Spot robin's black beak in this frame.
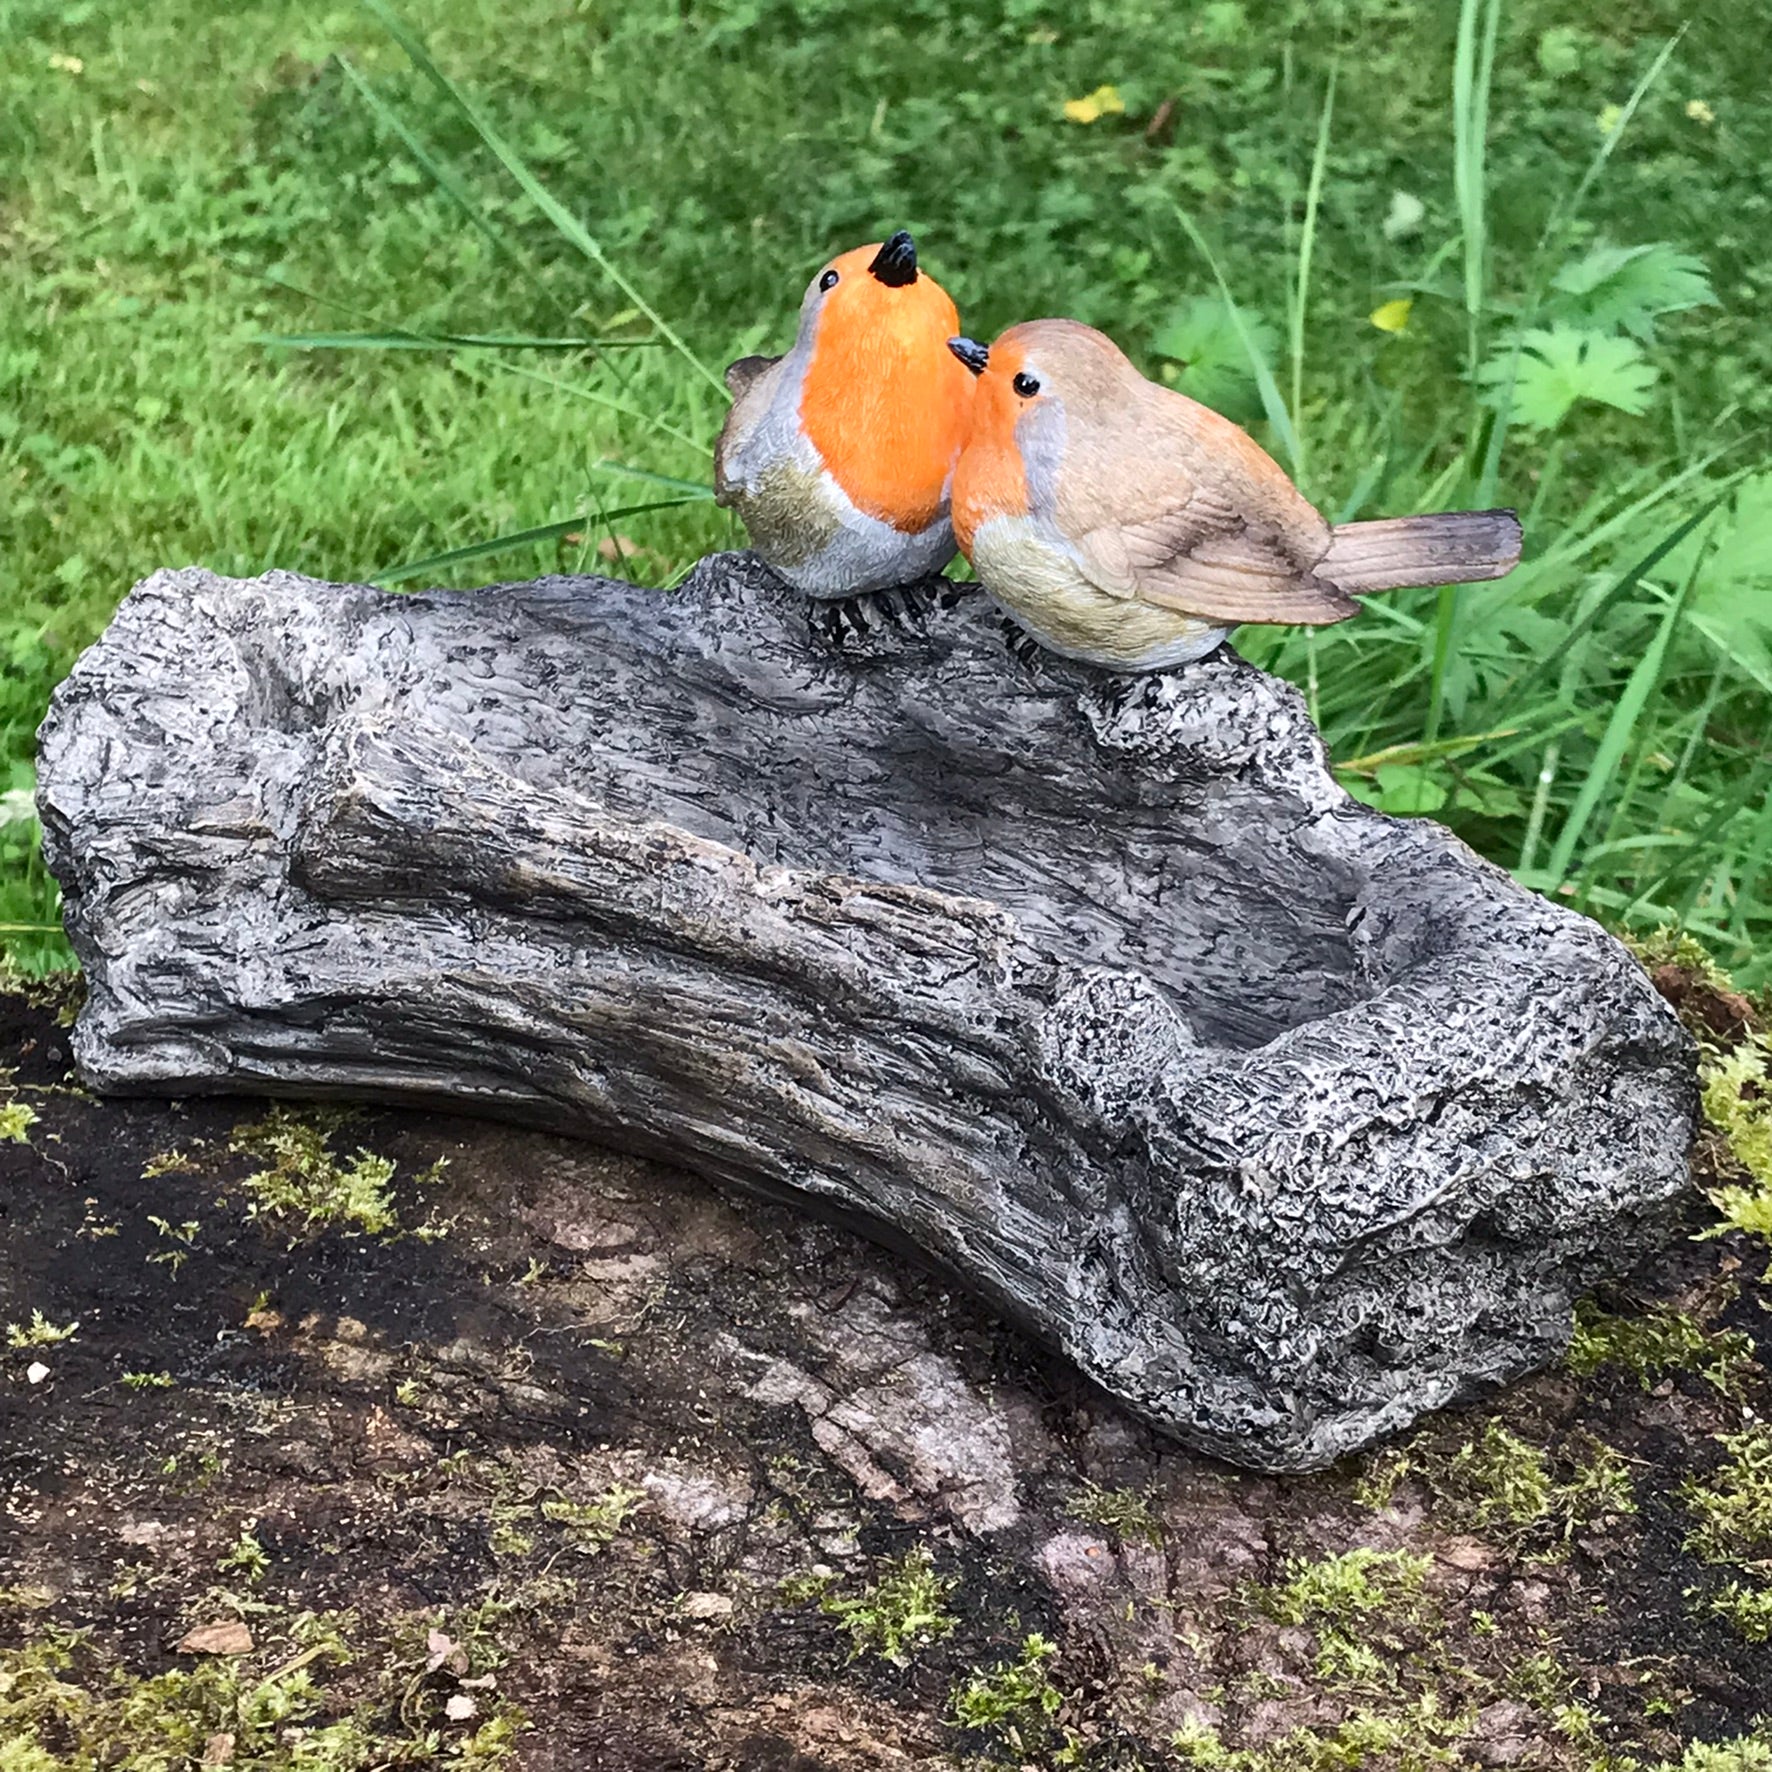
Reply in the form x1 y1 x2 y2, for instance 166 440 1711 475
868 230 918 287
948 336 989 376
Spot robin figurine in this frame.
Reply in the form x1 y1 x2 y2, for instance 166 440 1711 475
715 231 976 604
947 319 1521 670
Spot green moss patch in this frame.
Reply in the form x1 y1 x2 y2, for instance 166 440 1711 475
227 1107 444 1239
1569 1299 1755 1396
803 1548 958 1668
0 1611 525 1770
949 1633 1071 1760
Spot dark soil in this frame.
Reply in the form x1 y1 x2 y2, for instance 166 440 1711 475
2 981 1769 1769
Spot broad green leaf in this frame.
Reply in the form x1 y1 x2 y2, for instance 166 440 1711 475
1452 771 1529 820
1375 764 1448 815
1546 242 1717 341
1479 326 1656 431
1150 295 1281 424
1684 475 1772 695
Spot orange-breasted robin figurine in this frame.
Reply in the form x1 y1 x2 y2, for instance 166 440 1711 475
714 231 976 598
946 319 1522 671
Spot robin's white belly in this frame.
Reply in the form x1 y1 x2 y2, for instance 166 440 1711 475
969 515 1229 670
788 472 957 598
725 444 956 597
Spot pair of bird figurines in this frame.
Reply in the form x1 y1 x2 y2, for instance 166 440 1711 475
714 230 1521 673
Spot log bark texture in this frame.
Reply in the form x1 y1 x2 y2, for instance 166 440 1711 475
36 555 1696 1471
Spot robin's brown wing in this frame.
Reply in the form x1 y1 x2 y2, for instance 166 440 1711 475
1059 381 1353 625
1076 508 1359 625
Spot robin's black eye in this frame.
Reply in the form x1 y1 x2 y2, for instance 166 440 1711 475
819 269 840 292
1012 372 1041 398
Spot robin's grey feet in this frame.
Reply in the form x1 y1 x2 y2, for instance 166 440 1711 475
1000 617 1044 674
808 581 946 648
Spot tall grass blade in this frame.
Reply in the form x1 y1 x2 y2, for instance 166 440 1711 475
1542 559 1704 884
1419 451 1472 744
361 0 727 398
242 269 711 458
1331 450 1387 525
1337 728 1520 774
1489 494 1730 725
1290 67 1336 493
335 54 536 282
256 331 660 352
1632 656 1728 859
1172 204 1300 472
1728 783 1772 942
1516 741 1560 875
1423 582 1465 746
373 499 701 585
482 358 713 455
588 461 718 496
1534 31 1685 273
1628 754 1772 924
1451 0 1502 351
1509 447 1751 594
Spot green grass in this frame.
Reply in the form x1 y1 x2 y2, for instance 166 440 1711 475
4 0 1770 976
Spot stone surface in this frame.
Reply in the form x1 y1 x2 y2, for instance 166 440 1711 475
35 555 1697 1470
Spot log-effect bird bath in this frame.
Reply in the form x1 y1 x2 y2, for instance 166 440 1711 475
36 556 1696 1471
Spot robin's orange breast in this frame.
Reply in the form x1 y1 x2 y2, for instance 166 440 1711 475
951 435 1031 557
799 310 972 534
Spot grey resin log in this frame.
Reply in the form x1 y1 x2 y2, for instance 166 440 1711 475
36 556 1696 1471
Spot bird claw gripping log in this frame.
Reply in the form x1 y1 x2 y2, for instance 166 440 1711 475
37 557 1695 1471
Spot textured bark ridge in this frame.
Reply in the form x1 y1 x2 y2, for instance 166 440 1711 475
36 556 1696 1471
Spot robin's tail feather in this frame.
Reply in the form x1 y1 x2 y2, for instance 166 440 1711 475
723 352 780 397
1319 509 1522 595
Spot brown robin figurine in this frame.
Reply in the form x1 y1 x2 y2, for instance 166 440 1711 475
947 319 1521 670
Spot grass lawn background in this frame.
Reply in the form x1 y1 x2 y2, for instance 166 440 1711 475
3 0 1770 972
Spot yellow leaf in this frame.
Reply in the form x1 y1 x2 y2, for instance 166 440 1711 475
1596 102 1624 136
1686 98 1716 126
1369 298 1413 335
1063 84 1125 125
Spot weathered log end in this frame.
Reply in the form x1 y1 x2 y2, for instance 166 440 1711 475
36 555 1696 1470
